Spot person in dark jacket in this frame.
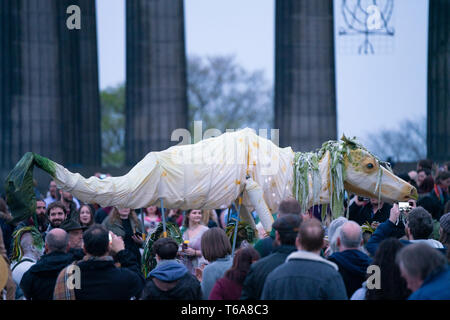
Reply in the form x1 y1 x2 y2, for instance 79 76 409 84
349 197 391 226
209 247 259 300
328 221 371 297
61 224 145 300
254 198 302 258
396 243 450 300
241 214 301 300
261 219 347 300
366 205 446 257
140 237 201 300
20 228 73 300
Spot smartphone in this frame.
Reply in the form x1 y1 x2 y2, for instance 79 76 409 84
399 202 411 212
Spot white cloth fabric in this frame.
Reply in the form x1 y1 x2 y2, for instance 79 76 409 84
52 128 295 231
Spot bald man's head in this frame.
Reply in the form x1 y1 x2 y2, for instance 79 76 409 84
338 221 363 250
45 228 69 253
297 218 325 252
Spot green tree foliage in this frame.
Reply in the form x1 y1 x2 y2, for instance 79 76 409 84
101 84 125 167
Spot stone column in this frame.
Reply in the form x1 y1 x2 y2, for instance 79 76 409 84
427 0 450 162
0 0 101 174
126 0 188 165
274 0 337 152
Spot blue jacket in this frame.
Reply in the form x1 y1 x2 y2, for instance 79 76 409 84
365 220 447 257
142 260 202 300
201 255 233 300
149 260 187 281
409 266 450 300
329 249 371 297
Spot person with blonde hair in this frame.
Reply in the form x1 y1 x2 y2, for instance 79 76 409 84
180 210 208 275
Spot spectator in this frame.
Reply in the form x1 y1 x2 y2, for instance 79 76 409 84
10 227 44 299
54 224 145 300
60 219 86 260
15 199 48 238
396 243 450 300
261 219 347 300
102 207 144 264
418 175 434 197
167 209 183 227
200 227 233 300
141 206 161 235
366 205 446 257
140 237 201 300
324 216 348 258
46 202 68 230
416 169 431 191
0 227 15 300
59 190 79 220
348 197 391 227
241 214 301 300
254 197 302 258
439 212 450 262
20 228 73 300
421 171 450 220
44 180 58 207
209 247 259 300
180 209 208 275
351 238 411 300
78 204 95 228
328 221 371 297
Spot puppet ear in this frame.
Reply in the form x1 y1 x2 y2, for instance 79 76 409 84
340 134 357 148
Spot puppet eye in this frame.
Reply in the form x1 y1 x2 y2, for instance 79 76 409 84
367 163 374 169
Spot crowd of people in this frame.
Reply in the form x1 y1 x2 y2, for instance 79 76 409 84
0 159 449 300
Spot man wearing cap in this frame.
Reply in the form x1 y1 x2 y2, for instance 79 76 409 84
241 214 301 300
60 219 86 261
254 198 303 258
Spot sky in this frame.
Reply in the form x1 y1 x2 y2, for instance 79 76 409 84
96 0 428 146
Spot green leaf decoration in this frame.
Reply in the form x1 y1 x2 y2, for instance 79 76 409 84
5 152 56 225
141 221 183 278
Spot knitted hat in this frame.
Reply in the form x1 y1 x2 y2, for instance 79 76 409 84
439 212 450 234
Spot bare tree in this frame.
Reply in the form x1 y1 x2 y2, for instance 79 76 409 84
367 116 426 162
187 55 273 132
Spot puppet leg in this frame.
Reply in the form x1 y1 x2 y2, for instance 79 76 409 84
245 177 274 233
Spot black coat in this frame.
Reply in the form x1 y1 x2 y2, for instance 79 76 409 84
20 251 75 300
349 202 391 226
141 273 202 300
241 245 297 300
74 250 145 300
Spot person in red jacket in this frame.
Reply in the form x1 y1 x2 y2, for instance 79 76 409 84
209 247 259 300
